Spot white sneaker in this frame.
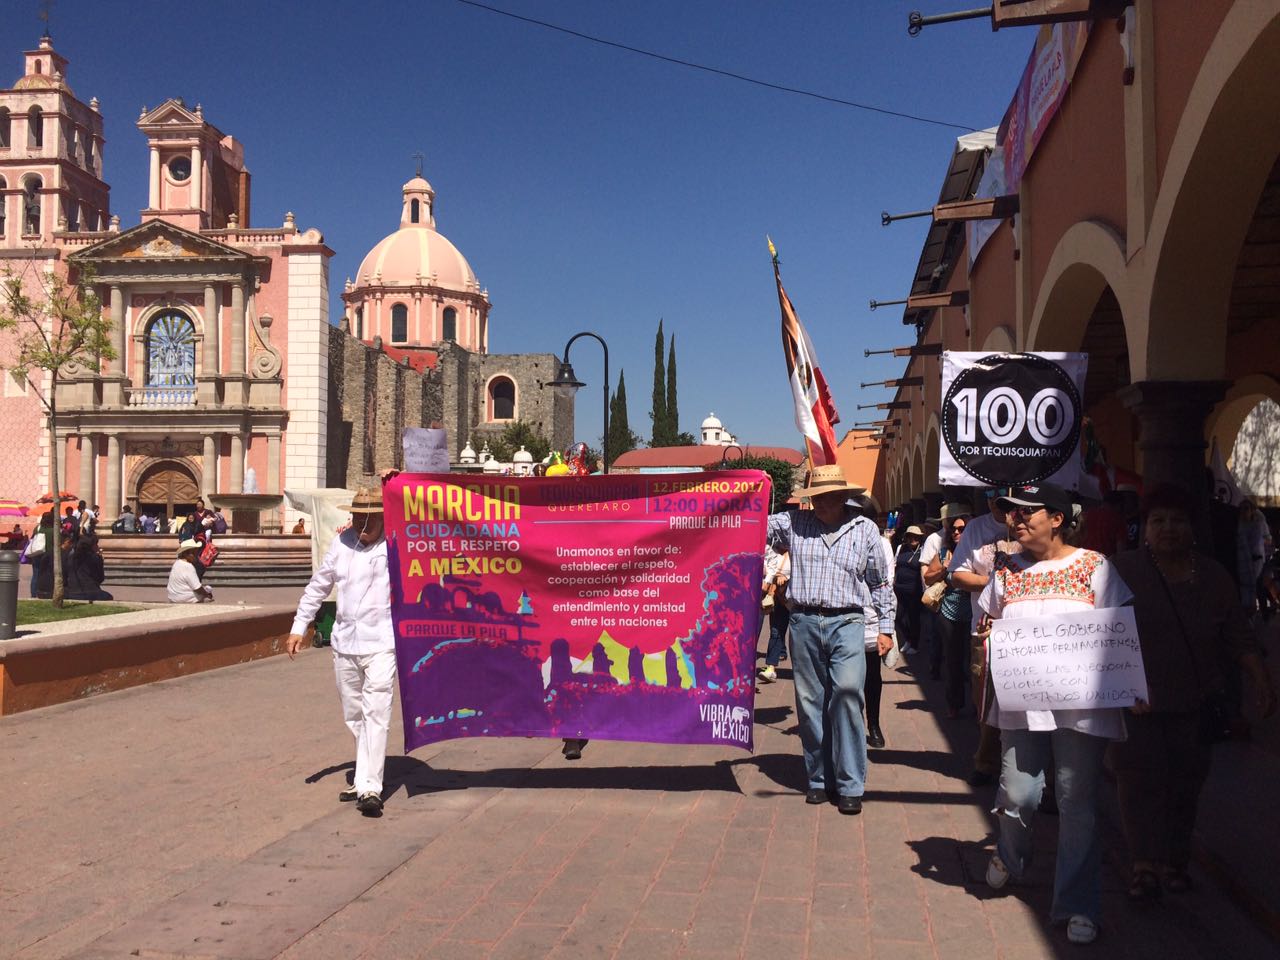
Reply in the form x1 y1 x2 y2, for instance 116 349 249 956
986 852 1011 890
759 665 777 683
1066 915 1098 945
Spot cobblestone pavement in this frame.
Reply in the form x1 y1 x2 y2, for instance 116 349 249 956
1 633 1273 960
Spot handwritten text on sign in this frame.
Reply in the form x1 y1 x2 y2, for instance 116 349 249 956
990 607 1147 711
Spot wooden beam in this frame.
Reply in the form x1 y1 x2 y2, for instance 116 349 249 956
933 194 1019 223
992 0 1129 29
907 290 969 310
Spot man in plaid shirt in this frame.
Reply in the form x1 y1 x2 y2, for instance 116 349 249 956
768 465 894 816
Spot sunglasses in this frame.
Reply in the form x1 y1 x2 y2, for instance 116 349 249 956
1006 505 1047 520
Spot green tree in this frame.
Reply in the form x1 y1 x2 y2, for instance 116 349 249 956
488 419 552 464
650 318 668 446
0 263 114 607
665 334 679 441
704 454 798 514
607 369 640 467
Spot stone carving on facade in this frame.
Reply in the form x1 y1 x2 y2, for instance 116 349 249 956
132 437 201 458
249 309 283 379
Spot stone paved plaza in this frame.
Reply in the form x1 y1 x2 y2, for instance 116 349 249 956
2 630 1274 960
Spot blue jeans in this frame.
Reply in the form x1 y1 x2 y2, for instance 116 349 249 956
995 727 1108 923
765 605 790 666
788 610 867 798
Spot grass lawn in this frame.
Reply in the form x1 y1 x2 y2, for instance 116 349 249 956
16 600 141 625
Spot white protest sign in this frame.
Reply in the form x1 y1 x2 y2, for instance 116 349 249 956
989 606 1147 711
403 427 451 474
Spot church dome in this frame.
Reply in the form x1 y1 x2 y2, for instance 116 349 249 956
354 177 480 293
701 412 723 430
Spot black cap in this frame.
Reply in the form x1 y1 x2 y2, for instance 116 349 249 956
996 482 1074 516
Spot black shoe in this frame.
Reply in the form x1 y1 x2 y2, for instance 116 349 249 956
561 738 587 760
837 795 863 815
966 769 995 787
805 788 832 805
356 793 384 816
338 785 358 802
866 725 886 749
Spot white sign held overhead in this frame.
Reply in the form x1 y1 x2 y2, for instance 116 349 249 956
940 351 1087 489
989 606 1148 712
402 427 451 475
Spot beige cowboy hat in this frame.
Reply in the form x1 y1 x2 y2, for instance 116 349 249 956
176 538 202 557
341 487 384 514
795 464 867 500
940 501 972 521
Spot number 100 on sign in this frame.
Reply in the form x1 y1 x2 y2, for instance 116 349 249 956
941 352 1086 487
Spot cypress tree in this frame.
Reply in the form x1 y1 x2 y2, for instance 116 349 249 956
666 335 679 441
650 318 667 446
607 369 637 466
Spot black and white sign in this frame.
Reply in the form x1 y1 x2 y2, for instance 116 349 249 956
940 352 1087 488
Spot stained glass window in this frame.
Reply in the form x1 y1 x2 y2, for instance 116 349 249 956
146 311 197 386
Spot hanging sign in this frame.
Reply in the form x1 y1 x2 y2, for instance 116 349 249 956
940 351 1087 488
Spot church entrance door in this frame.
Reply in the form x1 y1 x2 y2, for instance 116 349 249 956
136 460 200 526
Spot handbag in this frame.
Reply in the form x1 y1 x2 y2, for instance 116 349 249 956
921 580 947 613
1148 546 1230 743
199 541 219 568
27 530 46 558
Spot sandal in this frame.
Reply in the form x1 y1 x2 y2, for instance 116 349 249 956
1162 868 1193 894
1127 868 1162 902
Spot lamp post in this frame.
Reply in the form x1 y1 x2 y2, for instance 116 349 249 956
548 331 610 474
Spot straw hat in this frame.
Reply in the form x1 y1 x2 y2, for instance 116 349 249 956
904 525 925 537
940 501 972 521
341 487 384 514
795 465 866 499
176 538 202 557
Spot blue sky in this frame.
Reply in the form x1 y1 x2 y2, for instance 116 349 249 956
4 1 1033 448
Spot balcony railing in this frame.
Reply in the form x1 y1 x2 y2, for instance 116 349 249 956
128 385 197 408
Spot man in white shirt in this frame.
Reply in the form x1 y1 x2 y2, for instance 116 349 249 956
286 487 396 817
948 489 1012 785
919 503 969 681
167 539 213 603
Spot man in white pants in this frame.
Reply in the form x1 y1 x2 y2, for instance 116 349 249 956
286 487 395 817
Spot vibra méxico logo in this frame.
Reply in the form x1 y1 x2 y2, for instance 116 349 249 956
699 703 751 744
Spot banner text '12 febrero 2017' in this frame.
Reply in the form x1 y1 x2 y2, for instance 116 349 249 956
383 471 770 753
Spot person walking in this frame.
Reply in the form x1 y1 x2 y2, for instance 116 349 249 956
979 483 1132 946
924 508 971 718
759 540 791 683
1109 485 1275 900
286 487 396 817
861 499 898 749
767 465 893 816
893 525 924 654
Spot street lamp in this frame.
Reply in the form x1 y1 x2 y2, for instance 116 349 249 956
548 331 610 473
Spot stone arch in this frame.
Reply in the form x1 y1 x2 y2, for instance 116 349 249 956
924 414 941 495
910 441 925 501
1144 3 1280 380
1206 373 1280 465
1026 220 1139 362
130 456 202 520
485 373 517 422
981 324 1016 353
132 302 205 385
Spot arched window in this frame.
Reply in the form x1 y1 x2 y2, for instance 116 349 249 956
391 303 408 342
442 306 457 342
27 106 42 148
410 198 420 223
65 197 78 232
488 377 516 421
0 108 10 148
145 310 197 389
355 306 364 340
22 175 41 235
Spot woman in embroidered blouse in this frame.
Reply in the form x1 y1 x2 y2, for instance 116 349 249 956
978 482 1133 947
1109 485 1274 900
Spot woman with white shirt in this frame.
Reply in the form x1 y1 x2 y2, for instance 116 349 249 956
979 482 1132 947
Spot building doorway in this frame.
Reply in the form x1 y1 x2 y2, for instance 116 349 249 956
136 460 200 527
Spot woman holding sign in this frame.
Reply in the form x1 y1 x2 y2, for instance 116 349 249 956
1109 485 1275 901
978 482 1132 947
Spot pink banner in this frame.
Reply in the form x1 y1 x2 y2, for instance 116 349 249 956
383 471 770 753
1001 22 1089 190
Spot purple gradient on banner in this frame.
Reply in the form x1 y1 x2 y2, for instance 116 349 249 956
384 472 771 753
